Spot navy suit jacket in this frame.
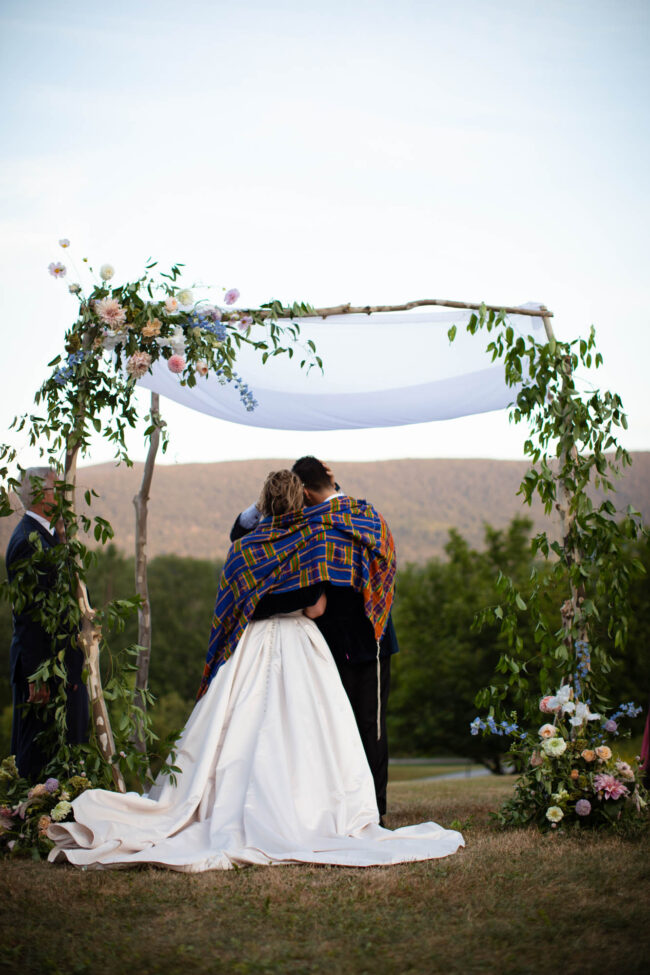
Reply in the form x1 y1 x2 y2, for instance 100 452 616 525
6 514 83 686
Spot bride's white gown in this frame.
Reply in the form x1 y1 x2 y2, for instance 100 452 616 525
49 614 464 870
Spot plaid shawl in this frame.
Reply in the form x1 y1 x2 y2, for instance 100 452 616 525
197 496 395 698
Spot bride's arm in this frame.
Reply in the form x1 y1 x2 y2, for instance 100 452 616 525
303 592 327 619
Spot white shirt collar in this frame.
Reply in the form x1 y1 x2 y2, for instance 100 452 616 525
324 491 345 502
26 510 56 535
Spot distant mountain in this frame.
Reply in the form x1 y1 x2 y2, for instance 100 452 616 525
2 454 648 566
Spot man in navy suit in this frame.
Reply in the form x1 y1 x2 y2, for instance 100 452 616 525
6 467 88 780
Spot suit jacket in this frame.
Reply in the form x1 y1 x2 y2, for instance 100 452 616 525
6 514 83 686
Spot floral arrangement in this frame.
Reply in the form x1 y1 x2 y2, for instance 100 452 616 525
45 240 317 415
0 756 91 858
471 682 647 831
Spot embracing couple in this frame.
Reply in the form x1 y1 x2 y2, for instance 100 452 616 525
49 458 464 870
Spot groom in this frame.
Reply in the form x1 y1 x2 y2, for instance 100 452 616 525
229 457 398 821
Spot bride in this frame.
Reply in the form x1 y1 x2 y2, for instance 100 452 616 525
49 471 464 871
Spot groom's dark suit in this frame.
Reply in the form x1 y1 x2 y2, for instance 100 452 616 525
230 505 398 817
6 514 88 780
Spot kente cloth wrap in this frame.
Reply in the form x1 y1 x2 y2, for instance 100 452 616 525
198 496 396 699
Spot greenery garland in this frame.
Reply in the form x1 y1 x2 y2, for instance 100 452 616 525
449 308 648 830
0 244 317 853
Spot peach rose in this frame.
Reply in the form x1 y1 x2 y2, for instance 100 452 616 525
142 318 162 339
595 745 612 762
538 724 557 739
581 749 596 762
570 769 579 780
37 815 52 835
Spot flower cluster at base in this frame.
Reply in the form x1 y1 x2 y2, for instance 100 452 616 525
471 685 647 831
0 756 91 858
46 244 272 413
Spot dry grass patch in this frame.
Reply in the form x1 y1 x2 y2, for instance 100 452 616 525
1 777 648 975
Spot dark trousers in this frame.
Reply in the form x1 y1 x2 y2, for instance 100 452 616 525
335 655 391 816
11 679 89 782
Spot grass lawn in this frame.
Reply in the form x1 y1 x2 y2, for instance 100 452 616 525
1 776 649 975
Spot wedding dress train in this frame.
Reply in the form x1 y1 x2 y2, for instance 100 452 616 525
49 614 464 871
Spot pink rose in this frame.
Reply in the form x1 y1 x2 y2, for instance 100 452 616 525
540 696 559 714
195 361 209 377
224 288 240 306
529 751 543 768
167 355 186 374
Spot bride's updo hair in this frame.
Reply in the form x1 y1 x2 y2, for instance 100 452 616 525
258 469 304 517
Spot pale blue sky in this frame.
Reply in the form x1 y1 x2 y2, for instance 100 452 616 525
1 0 648 466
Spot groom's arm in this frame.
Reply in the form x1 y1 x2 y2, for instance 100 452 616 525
229 502 262 542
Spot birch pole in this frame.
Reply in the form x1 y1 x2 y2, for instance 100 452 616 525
539 307 588 672
132 393 164 759
64 412 126 793
257 298 552 320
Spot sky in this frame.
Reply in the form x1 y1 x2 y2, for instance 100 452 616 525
1 0 649 468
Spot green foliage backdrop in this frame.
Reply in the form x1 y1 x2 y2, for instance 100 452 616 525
3 523 647 766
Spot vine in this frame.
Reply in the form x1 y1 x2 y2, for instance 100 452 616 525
0 243 318 820
450 307 648 829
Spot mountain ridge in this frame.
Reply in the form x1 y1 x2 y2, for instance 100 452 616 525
2 454 648 566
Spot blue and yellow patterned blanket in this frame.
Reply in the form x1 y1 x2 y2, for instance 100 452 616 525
197 496 396 698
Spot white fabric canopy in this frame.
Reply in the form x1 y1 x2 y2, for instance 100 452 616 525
138 303 544 431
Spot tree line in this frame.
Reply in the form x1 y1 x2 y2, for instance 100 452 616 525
2 517 648 763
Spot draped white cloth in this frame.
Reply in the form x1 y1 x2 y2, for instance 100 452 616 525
48 614 464 871
137 304 544 430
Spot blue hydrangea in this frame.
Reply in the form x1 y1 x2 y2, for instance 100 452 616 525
54 350 87 385
611 702 643 721
186 310 227 342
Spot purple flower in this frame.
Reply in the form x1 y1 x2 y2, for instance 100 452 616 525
575 799 591 816
44 778 59 793
224 288 240 306
604 719 618 733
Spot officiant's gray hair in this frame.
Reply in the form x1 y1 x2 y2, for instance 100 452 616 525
18 467 57 508
258 470 304 517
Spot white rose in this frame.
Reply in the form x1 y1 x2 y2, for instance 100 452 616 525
545 805 564 823
169 326 186 356
99 264 115 281
101 330 121 351
177 289 194 308
542 737 567 757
